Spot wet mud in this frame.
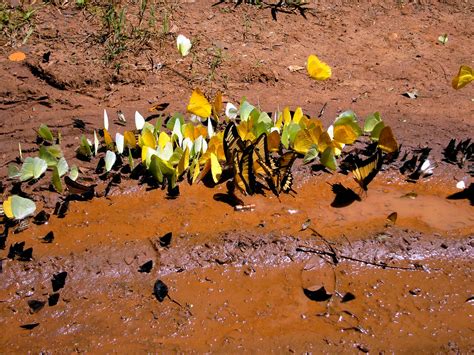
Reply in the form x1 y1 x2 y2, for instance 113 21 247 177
1 176 473 352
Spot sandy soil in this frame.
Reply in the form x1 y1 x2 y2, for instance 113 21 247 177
0 0 473 352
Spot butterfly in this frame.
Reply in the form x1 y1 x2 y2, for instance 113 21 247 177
177 34 192 57
255 148 296 196
233 145 256 195
64 176 96 196
377 126 399 153
2 195 36 220
307 54 332 81
275 152 297 194
187 88 211 118
253 133 297 195
351 150 383 191
20 157 47 182
223 122 244 164
253 133 278 174
452 65 473 90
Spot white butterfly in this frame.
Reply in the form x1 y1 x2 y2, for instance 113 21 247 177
419 159 434 177
176 34 192 57
135 111 145 130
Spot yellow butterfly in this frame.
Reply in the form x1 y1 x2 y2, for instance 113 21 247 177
452 65 473 90
176 146 190 177
2 195 36 220
377 126 398 153
187 88 212 118
212 91 223 120
103 128 114 149
139 129 156 149
197 134 225 183
293 124 323 154
183 123 208 141
123 131 137 148
276 107 307 130
307 54 332 81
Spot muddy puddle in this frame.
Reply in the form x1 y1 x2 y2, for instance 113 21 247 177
1 175 472 352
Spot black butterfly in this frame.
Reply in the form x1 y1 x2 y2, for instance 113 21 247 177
138 260 153 273
443 138 473 168
51 271 68 292
351 149 383 191
159 232 172 247
153 279 168 302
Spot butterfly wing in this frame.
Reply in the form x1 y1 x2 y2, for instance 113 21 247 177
378 126 398 153
352 150 382 191
224 122 244 164
187 88 212 118
233 146 255 195
64 176 95 195
307 54 332 81
277 152 297 193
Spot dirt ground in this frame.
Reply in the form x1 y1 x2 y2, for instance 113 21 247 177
0 0 473 352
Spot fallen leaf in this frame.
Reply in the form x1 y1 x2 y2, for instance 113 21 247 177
8 51 26 62
288 65 305 72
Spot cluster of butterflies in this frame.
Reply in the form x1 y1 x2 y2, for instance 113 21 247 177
223 122 297 196
443 138 473 174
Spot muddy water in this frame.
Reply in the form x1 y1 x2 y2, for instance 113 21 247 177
0 176 473 352
11 176 473 259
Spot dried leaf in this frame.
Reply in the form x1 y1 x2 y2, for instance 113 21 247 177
8 51 26 62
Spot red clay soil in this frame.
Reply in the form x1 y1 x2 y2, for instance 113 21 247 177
0 0 473 352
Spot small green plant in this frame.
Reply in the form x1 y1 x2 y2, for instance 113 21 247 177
138 0 147 25
161 10 169 35
0 4 36 45
102 4 128 62
208 46 224 83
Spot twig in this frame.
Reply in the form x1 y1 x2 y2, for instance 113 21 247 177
296 245 422 271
